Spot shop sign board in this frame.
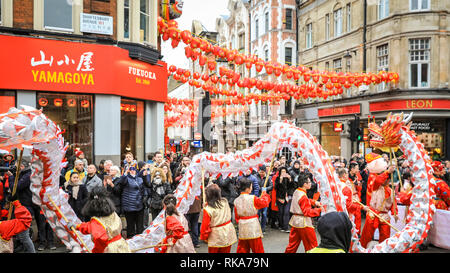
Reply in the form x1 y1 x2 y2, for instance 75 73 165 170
333 122 343 132
318 104 361 117
0 34 168 102
370 99 450 112
80 13 113 35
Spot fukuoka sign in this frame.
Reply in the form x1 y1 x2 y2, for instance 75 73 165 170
0 34 168 102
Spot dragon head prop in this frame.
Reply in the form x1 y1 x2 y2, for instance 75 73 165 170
368 112 413 152
161 0 184 21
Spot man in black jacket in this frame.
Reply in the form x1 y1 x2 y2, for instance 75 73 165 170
255 165 273 233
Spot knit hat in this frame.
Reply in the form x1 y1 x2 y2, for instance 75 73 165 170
365 153 381 164
75 150 84 158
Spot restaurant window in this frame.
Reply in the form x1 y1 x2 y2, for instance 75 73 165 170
44 0 73 31
37 93 94 162
140 0 150 42
121 99 144 162
413 119 445 159
0 91 15 114
320 122 341 157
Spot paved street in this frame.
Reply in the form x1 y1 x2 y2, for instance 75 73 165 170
29 218 449 254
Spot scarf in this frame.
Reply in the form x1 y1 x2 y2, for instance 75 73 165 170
65 179 83 200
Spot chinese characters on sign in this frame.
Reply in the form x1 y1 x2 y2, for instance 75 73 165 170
80 13 113 35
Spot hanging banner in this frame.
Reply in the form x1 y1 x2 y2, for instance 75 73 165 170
0 34 168 102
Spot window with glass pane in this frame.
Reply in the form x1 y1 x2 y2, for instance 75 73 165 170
121 99 144 161
255 19 259 38
124 0 130 39
140 0 150 42
334 8 342 37
0 0 2 25
306 23 312 49
378 0 389 20
409 38 430 88
410 0 429 11
265 12 269 33
333 58 342 72
377 44 389 91
264 48 269 62
238 33 245 50
285 47 292 65
285 9 292 30
44 0 72 30
37 93 94 162
325 14 330 40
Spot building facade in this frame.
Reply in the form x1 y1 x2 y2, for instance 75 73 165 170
0 0 167 164
295 0 450 159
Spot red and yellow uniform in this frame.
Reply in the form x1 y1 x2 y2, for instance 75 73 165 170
200 199 237 253
234 192 270 253
431 177 450 210
75 212 130 253
360 175 398 248
0 200 32 253
339 178 362 235
285 188 322 253
160 214 195 253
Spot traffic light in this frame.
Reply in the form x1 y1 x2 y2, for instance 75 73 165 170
349 119 357 141
356 127 364 142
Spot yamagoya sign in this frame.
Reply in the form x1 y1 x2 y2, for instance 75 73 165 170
0 34 168 102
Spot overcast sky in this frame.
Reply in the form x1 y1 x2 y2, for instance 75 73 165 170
161 0 230 69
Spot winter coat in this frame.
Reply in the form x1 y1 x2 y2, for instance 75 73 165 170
83 174 103 193
64 183 89 220
214 176 238 207
13 169 33 208
255 173 273 196
238 174 260 196
106 176 123 215
143 175 172 211
119 174 147 212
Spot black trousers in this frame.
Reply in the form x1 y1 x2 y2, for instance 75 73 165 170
124 209 144 238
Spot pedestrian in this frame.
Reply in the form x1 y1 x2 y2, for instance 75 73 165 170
307 211 353 253
157 194 195 253
121 152 138 175
274 166 291 232
160 163 175 191
104 166 123 216
75 149 88 169
119 166 147 238
69 187 130 253
8 157 35 253
63 172 89 221
185 192 202 248
200 184 237 253
83 164 103 193
337 168 363 235
64 159 87 183
238 169 260 196
213 174 238 223
285 173 323 253
145 167 172 221
0 193 32 253
98 159 113 181
233 178 270 253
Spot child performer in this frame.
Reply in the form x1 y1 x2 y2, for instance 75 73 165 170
285 173 323 253
70 187 130 253
200 184 237 253
0 193 32 253
234 177 270 253
159 194 195 253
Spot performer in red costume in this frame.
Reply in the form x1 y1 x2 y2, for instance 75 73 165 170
337 168 365 235
70 187 130 253
159 194 195 253
234 177 270 253
360 154 398 248
285 173 323 253
430 161 450 210
200 184 237 253
0 193 32 253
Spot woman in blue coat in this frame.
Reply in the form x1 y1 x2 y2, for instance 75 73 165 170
119 166 147 238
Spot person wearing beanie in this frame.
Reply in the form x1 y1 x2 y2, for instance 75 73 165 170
69 187 130 253
307 211 353 253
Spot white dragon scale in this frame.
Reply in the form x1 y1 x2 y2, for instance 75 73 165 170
0 106 435 253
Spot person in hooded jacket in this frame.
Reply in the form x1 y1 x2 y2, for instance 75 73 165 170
144 167 172 221
308 211 353 253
